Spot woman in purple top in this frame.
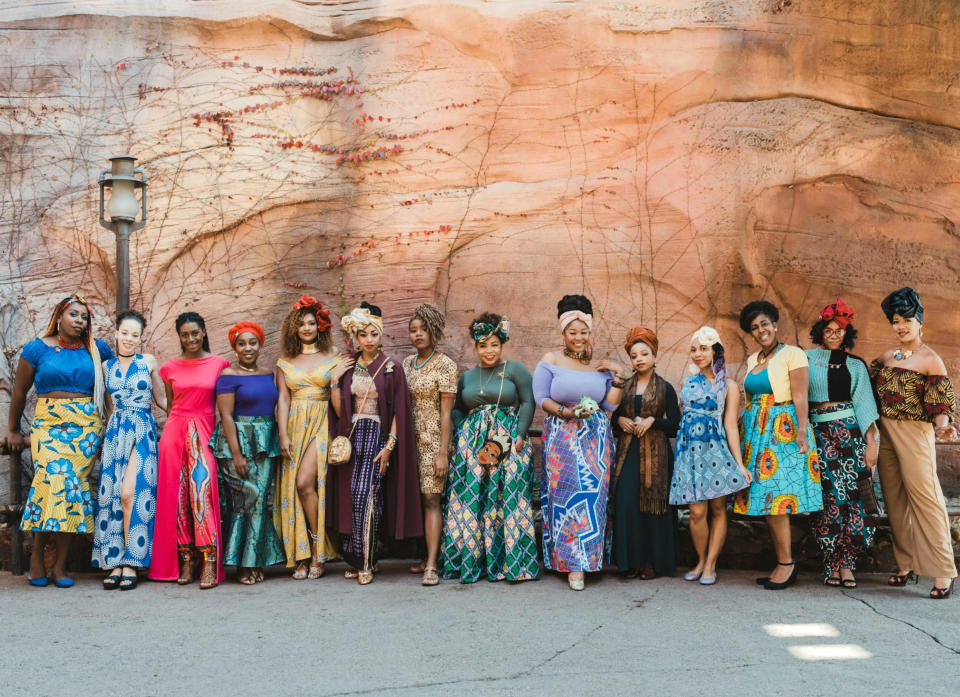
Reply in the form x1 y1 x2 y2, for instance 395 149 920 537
210 322 284 584
533 295 627 591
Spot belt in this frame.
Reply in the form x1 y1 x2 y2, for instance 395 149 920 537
810 407 856 424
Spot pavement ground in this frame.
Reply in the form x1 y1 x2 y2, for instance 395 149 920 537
1 564 958 697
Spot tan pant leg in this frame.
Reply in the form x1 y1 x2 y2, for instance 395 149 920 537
877 418 915 573
881 418 957 579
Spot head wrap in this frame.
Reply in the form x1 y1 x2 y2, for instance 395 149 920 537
341 305 384 336
292 295 331 332
881 287 923 324
691 326 721 347
228 321 265 348
819 298 855 329
471 316 510 343
625 326 658 356
558 310 593 332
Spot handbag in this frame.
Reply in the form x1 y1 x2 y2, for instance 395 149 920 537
329 359 387 466
857 469 880 516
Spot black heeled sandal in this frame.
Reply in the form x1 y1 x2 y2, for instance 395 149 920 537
756 560 795 586
119 567 139 591
888 570 917 587
102 569 122 590
763 561 798 590
930 579 955 600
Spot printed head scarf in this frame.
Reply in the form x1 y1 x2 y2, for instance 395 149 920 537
558 311 593 332
625 326 658 356
471 316 510 343
228 321 265 348
341 302 383 336
819 298 855 329
292 295 332 332
881 287 923 324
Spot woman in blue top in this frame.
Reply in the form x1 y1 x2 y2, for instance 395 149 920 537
6 294 113 587
210 321 285 584
92 309 166 591
805 299 879 589
534 295 627 591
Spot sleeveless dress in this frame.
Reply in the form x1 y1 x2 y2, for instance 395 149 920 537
92 355 159 569
669 373 749 505
275 355 339 566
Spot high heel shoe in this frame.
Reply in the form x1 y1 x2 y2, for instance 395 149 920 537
930 579 955 600
763 561 798 590
888 570 917 587
199 550 218 590
177 548 195 585
756 560 794 586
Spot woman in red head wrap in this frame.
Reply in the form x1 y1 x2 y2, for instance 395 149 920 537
275 296 341 579
210 322 285 584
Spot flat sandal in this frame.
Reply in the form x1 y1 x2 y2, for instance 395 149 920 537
421 567 440 586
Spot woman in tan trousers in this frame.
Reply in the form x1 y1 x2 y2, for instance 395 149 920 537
870 288 957 600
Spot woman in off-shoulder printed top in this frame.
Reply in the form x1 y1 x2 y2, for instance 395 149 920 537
870 288 957 600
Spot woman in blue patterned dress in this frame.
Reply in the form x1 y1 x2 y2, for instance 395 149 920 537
669 327 752 585
93 309 165 590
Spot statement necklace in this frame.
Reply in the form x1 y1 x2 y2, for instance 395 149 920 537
301 343 320 355
809 348 844 370
58 337 83 349
894 344 922 361
413 349 435 370
756 343 782 366
237 364 258 373
562 347 589 364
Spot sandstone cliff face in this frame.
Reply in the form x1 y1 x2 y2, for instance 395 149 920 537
1 1 959 474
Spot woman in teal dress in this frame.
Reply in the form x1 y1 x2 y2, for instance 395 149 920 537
734 301 822 590
211 321 285 584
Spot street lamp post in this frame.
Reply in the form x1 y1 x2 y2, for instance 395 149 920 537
99 155 147 312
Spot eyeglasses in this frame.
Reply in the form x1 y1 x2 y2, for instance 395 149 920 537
822 328 845 336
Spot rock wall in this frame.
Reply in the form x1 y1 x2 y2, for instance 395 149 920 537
2 1 960 499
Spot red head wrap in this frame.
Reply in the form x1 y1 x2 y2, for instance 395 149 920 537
818 298 855 330
228 321 265 348
292 295 331 332
625 326 658 356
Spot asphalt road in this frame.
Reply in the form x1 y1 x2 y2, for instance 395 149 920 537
1 565 958 697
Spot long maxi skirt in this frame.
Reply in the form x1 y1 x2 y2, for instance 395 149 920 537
92 404 158 569
733 394 823 516
340 417 386 571
21 397 101 535
440 405 540 583
540 411 615 572
876 417 957 579
211 415 285 568
150 413 224 582
809 402 875 578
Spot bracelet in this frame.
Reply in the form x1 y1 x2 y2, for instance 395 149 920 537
331 382 340 389
387 432 398 442
611 380 625 389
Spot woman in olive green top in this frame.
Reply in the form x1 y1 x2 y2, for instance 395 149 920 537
439 312 540 583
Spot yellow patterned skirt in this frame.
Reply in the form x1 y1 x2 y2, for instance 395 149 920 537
21 397 102 534
275 396 338 565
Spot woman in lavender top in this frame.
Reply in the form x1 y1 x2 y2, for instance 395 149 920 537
533 294 627 591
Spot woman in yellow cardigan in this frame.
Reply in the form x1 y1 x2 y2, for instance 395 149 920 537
734 301 823 589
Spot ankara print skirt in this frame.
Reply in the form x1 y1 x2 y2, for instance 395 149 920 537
540 411 614 572
21 397 101 534
440 405 540 583
733 394 823 516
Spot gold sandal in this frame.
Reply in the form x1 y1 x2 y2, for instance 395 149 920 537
199 550 218 590
292 562 309 580
409 560 427 574
238 568 257 585
421 567 440 586
344 568 359 579
308 559 325 579
358 569 374 585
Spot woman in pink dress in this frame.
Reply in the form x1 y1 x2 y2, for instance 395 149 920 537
149 312 230 588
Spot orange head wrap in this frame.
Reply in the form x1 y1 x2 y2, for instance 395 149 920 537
624 326 658 356
228 321 265 348
292 295 332 332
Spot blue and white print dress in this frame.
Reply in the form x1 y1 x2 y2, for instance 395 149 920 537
669 373 749 505
92 355 159 569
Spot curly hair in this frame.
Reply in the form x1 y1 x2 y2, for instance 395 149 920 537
116 308 146 330
410 303 446 344
175 311 211 352
281 307 333 358
739 301 779 333
469 311 507 343
809 320 857 349
557 294 592 317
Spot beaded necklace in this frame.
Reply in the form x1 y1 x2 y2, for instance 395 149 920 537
413 349 435 370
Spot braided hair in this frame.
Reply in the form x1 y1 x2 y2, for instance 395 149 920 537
44 295 105 417
410 303 446 345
